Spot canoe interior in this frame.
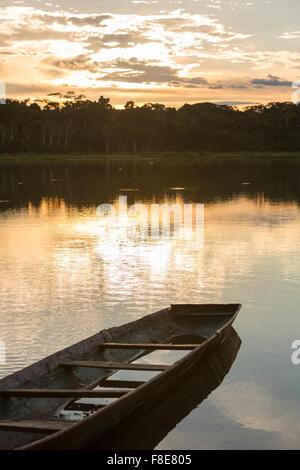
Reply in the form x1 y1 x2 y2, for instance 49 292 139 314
86 327 241 450
0 304 241 450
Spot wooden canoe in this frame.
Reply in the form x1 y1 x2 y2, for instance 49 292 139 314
0 303 241 450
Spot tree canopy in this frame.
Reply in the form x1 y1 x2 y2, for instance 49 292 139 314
0 95 299 154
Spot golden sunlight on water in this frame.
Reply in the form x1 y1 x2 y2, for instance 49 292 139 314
0 195 299 361
1 193 300 448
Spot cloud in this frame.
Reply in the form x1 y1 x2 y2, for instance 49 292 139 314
1 6 247 91
98 59 209 86
278 31 300 40
67 15 112 26
213 101 257 106
44 55 98 73
0 5 296 105
251 74 292 87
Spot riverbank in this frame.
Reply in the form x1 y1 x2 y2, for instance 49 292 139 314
1 151 300 165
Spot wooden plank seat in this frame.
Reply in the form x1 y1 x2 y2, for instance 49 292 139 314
0 420 72 434
0 389 129 398
61 361 169 371
100 379 145 388
99 343 198 350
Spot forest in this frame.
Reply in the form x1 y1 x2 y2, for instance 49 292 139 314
0 93 300 154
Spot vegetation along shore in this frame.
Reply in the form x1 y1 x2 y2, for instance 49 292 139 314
1 95 300 156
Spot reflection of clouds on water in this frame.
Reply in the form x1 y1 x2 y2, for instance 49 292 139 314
211 381 300 448
157 380 300 450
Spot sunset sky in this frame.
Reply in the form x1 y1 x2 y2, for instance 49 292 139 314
1 0 299 107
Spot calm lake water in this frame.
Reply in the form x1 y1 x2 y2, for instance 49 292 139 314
0 157 300 449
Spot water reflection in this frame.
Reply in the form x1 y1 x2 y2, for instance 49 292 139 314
0 160 300 449
1 193 300 377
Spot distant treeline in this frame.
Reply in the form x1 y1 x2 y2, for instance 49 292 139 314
1 94 300 154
